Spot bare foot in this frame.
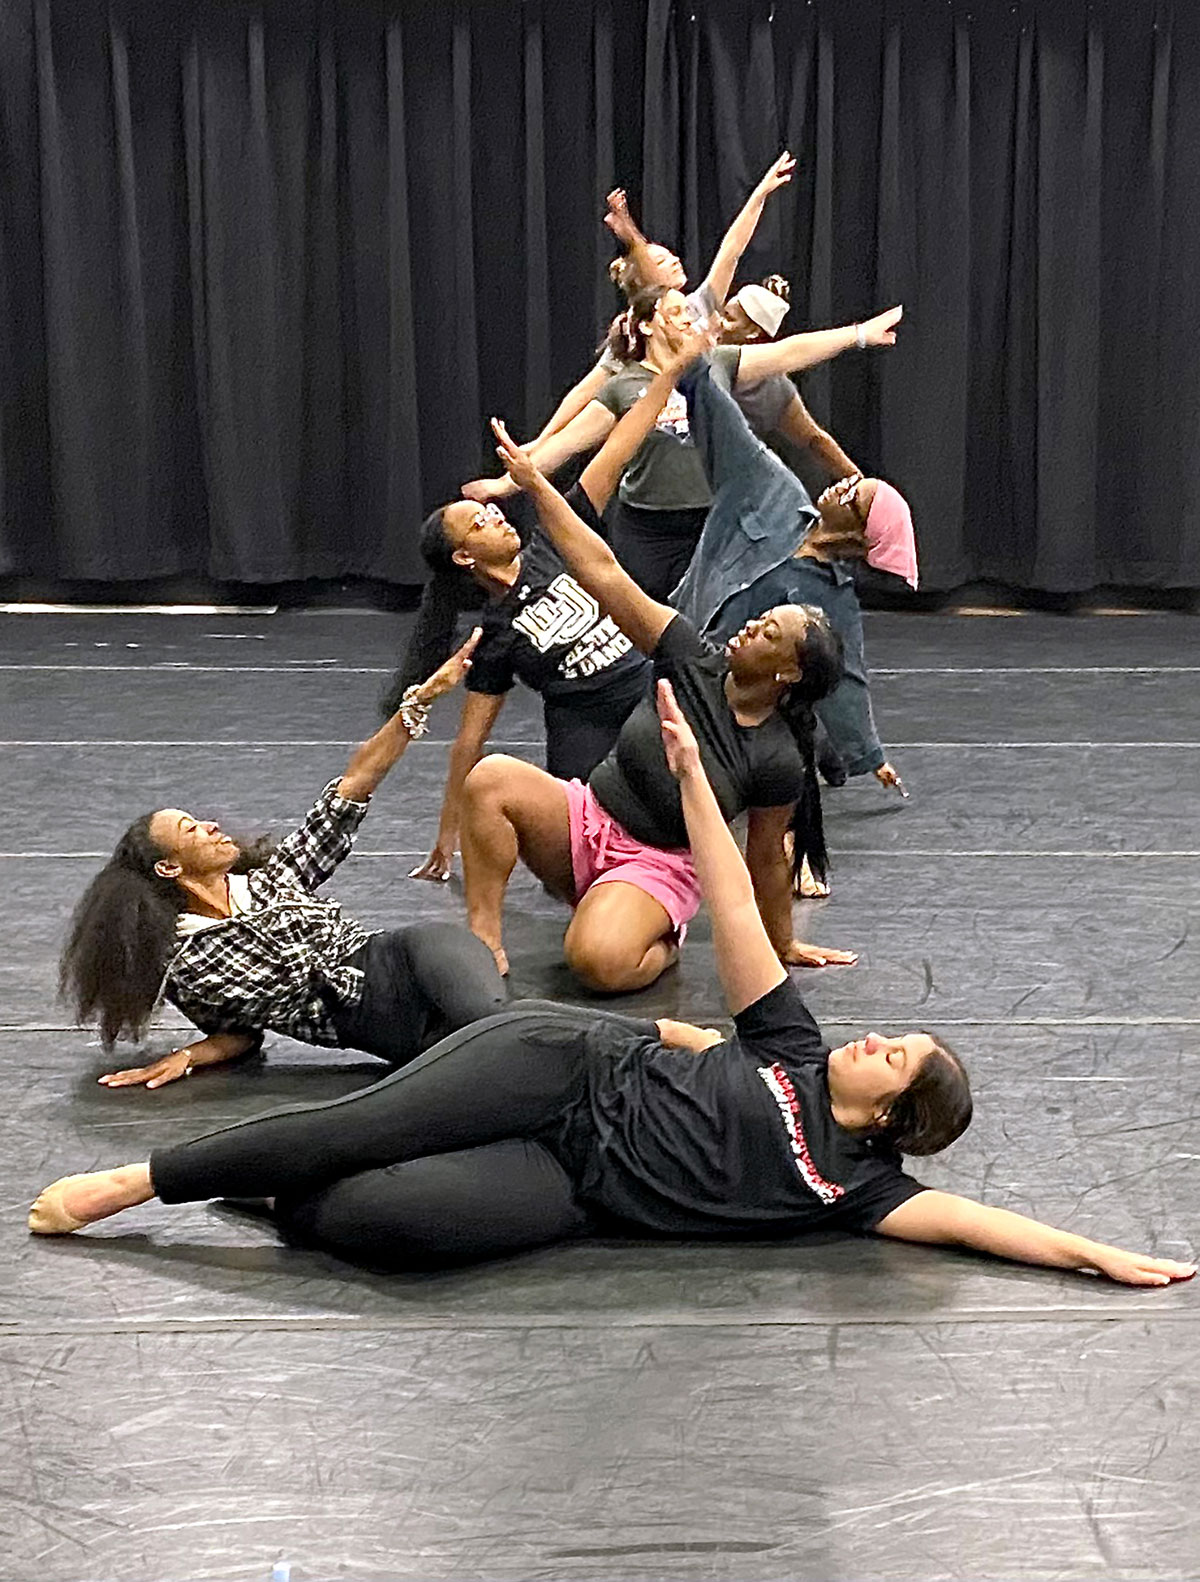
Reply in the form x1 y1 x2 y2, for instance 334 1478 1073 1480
29 1163 154 1233
491 946 510 977
796 855 831 899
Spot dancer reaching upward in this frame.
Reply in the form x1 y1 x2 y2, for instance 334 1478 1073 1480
408 330 711 884
58 635 505 1087
716 273 860 481
456 415 855 990
30 682 1196 1296
671 354 915 798
463 288 901 598
524 154 796 452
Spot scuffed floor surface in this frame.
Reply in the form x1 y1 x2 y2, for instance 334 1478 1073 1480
2 608 1197 1581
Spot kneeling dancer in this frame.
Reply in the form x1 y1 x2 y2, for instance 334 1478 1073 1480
459 417 856 989
59 636 505 1088
30 681 1195 1292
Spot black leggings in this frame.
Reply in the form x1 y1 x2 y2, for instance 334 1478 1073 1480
542 682 646 782
150 1003 634 1268
610 502 708 600
331 923 507 1065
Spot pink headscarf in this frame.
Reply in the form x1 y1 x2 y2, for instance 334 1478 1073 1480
864 481 918 590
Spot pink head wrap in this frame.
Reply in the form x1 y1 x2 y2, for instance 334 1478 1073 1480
863 480 918 589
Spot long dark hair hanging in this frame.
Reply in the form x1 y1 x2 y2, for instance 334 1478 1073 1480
59 818 274 1048
379 507 486 719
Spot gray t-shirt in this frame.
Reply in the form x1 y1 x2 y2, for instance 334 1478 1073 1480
595 365 713 511
712 345 796 436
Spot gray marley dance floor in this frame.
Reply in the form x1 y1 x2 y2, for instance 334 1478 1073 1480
3 608 1198 1581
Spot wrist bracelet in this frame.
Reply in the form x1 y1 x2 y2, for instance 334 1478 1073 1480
854 323 867 351
398 685 431 740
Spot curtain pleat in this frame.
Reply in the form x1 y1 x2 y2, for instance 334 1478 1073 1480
1 0 1198 591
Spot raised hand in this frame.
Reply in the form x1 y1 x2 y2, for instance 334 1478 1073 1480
604 187 642 246
418 628 482 703
491 417 544 493
860 304 903 347
656 678 702 780
663 319 718 375
755 151 796 197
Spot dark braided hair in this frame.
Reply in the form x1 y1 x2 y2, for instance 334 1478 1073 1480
774 610 844 888
379 507 487 718
59 819 274 1048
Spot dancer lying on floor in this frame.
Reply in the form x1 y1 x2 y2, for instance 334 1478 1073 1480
463 286 901 599
407 330 708 884
458 417 854 989
30 681 1196 1293
672 353 915 800
58 634 505 1089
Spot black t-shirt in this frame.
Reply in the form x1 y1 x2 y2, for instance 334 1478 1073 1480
466 483 650 713
577 978 926 1235
587 614 805 848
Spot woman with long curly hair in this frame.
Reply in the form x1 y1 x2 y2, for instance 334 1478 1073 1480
58 636 505 1089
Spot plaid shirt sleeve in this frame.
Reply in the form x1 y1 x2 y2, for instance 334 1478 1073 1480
261 779 370 892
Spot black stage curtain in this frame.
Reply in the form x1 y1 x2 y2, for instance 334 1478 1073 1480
0 0 1197 593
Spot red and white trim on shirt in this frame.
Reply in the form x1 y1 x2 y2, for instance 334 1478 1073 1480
756 1063 845 1205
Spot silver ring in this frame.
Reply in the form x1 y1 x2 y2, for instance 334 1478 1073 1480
184 1064 194 1078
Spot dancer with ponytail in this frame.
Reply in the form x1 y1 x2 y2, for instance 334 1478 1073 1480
408 331 711 884
58 636 505 1088
455 417 857 989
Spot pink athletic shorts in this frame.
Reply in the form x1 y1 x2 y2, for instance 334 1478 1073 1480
563 779 702 935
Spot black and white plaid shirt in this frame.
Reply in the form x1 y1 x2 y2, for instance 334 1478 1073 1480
164 780 375 1046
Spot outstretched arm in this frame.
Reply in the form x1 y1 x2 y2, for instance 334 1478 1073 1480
409 690 507 883
528 358 614 446
98 1030 261 1090
337 629 481 802
657 679 788 1016
491 418 676 654
699 153 795 310
737 306 902 384
876 1191 1196 1288
774 392 860 481
462 401 615 504
745 805 857 971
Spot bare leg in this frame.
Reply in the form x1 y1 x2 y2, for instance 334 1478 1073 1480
460 755 574 974
29 1163 154 1234
563 881 679 993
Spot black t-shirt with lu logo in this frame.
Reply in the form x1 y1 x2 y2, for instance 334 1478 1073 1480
576 977 926 1235
587 613 806 848
466 483 651 717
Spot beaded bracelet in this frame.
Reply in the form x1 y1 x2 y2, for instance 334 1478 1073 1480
398 686 431 740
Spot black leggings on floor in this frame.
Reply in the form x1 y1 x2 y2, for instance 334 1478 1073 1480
331 922 507 1065
150 1003 643 1269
